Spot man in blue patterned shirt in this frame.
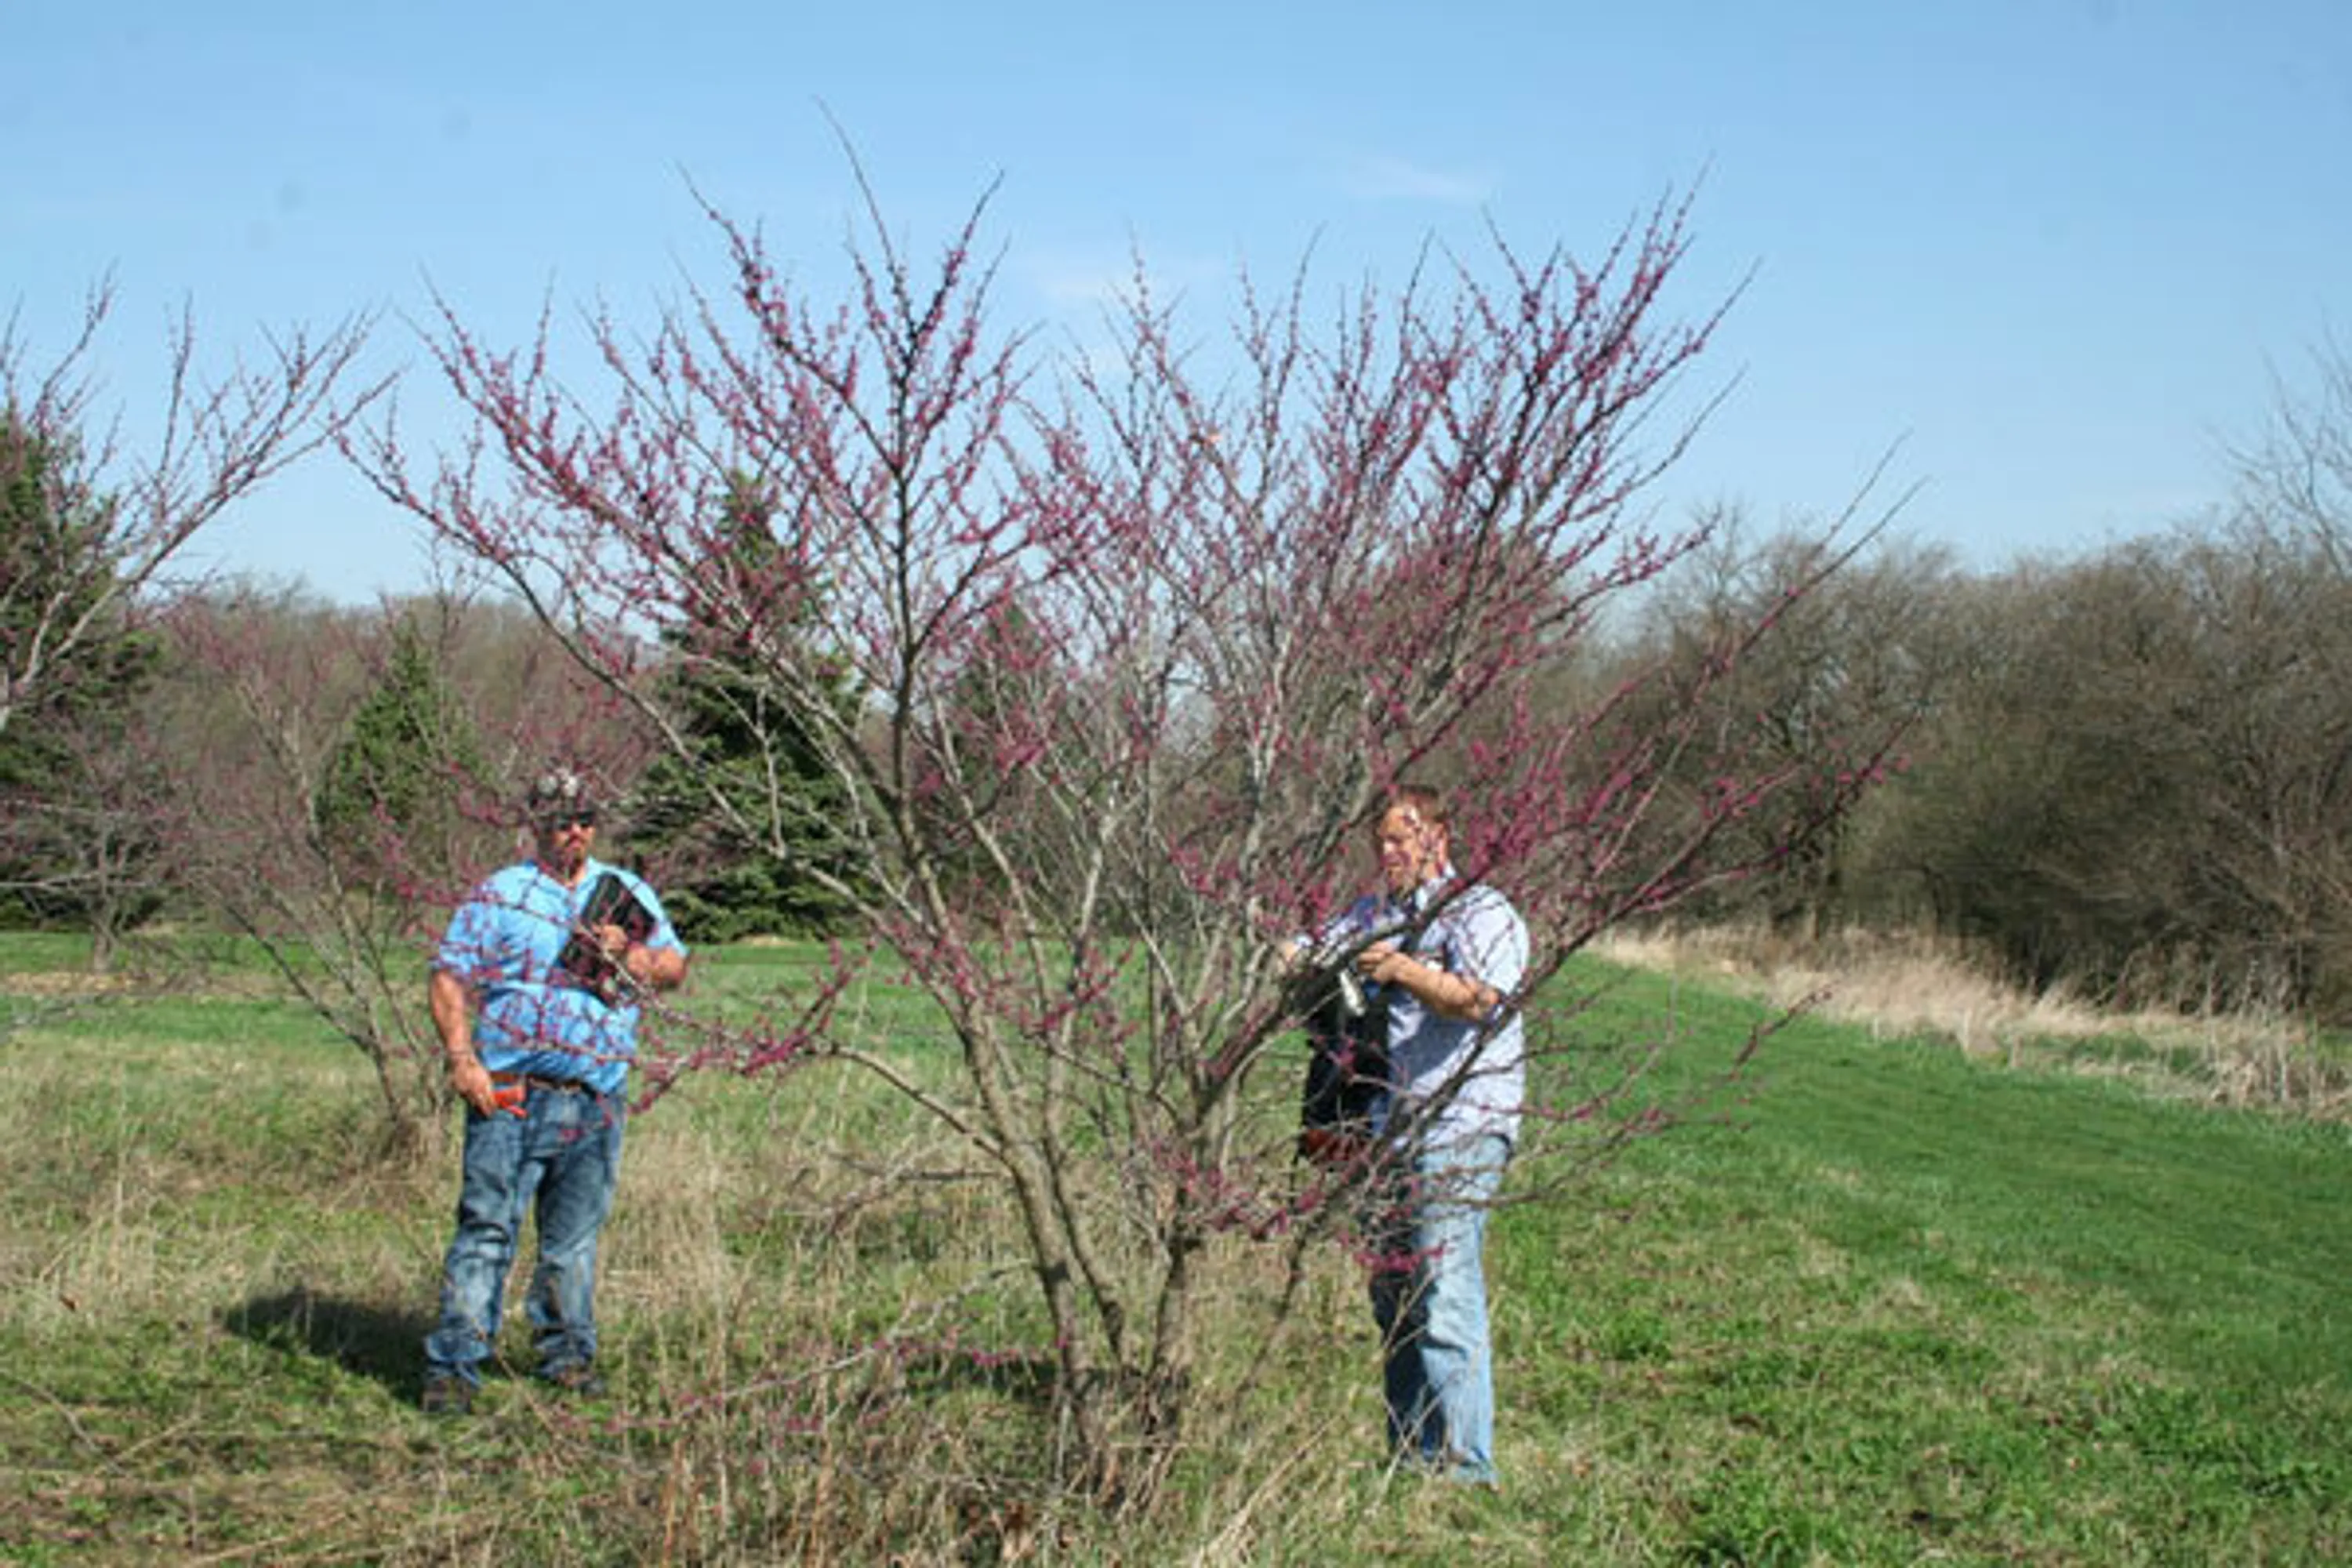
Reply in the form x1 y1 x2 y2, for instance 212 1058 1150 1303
419 768 688 1415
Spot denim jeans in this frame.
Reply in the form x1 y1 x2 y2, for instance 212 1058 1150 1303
424 1084 625 1385
1367 1132 1510 1482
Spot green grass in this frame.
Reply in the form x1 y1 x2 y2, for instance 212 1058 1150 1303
0 931 94 975
1490 969 2350 1564
1 941 2346 1563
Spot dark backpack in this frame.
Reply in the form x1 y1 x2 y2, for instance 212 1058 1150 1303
1297 966 1389 1153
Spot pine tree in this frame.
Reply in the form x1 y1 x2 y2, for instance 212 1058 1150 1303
629 478 862 940
314 616 487 891
0 416 165 960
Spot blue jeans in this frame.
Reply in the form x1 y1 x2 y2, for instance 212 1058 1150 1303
1368 1133 1509 1482
424 1084 625 1385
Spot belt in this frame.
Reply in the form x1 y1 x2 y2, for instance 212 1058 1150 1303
491 1071 593 1096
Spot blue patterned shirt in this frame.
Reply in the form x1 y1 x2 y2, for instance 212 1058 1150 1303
433 857 684 1094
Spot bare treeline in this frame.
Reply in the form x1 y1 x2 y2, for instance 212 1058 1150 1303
11 283 2349 1042
1632 343 2352 1021
16 480 2352 1034
20 462 2352 1033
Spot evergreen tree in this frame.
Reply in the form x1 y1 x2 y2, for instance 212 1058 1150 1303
315 615 487 891
0 417 142 762
0 416 165 960
630 478 861 940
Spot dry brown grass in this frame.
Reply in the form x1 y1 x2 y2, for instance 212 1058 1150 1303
1592 924 2352 1119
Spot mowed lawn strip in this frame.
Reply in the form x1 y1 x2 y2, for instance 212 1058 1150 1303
1490 962 2350 1563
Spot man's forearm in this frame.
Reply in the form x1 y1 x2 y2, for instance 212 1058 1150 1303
429 969 478 1062
1372 949 1495 1022
432 967 503 1115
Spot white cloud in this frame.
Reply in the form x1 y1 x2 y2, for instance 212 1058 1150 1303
1020 245 1229 314
1336 154 1495 205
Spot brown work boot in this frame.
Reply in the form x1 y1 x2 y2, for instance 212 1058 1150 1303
419 1373 474 1416
546 1363 605 1398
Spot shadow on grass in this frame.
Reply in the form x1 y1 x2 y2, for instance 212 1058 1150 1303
897 1343 1060 1409
223 1285 432 1398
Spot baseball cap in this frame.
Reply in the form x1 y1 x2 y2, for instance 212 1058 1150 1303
524 768 600 825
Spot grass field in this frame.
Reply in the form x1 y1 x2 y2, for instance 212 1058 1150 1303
2 936 2346 1564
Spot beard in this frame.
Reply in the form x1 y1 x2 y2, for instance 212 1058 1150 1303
538 831 593 882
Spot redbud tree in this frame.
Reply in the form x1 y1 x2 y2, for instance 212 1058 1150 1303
0 280 376 742
358 176 1886 1492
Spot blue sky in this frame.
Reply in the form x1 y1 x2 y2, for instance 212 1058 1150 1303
7 0 2350 601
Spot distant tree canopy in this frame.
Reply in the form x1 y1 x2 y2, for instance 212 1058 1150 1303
1617 514 1961 941
1902 521 2352 1017
1662 431 2352 1021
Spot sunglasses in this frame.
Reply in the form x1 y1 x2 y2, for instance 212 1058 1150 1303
536 811 597 832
